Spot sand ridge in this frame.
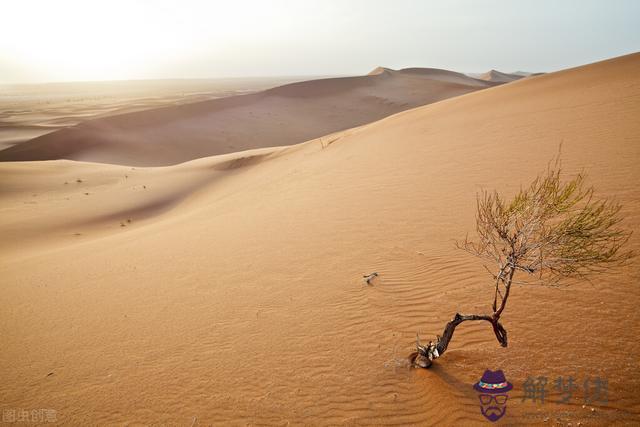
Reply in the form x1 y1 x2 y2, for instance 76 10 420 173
0 68 500 166
0 78 304 151
479 69 525 83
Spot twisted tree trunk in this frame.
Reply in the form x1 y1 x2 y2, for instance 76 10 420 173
412 266 514 368
413 313 508 368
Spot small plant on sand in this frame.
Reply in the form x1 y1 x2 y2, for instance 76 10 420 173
412 158 634 368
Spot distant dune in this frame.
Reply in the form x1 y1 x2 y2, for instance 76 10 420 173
0 68 498 166
479 69 525 83
0 77 307 152
512 70 544 77
1 53 639 424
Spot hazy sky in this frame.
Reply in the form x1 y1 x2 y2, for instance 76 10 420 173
1 0 639 83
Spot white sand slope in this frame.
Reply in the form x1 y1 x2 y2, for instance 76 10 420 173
1 53 639 425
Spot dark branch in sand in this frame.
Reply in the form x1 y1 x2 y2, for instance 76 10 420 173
363 272 379 285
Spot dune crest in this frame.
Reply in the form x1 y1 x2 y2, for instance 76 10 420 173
479 69 525 83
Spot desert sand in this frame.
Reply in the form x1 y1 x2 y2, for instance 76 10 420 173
0 68 497 166
1 53 639 425
0 77 310 152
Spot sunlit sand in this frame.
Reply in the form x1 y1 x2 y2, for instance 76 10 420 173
1 53 639 424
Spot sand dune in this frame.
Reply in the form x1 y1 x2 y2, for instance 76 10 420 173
1 52 639 425
479 69 525 83
0 77 306 152
0 68 497 166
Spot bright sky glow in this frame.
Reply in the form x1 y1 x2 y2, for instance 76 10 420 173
1 0 639 83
